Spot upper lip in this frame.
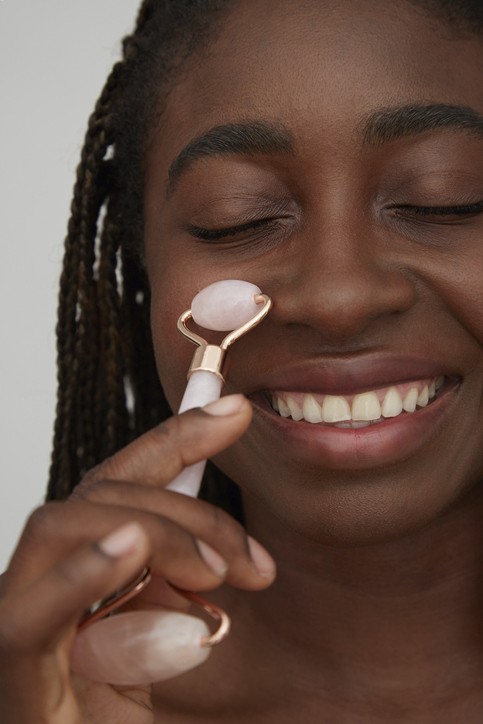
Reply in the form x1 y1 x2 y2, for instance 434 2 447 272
242 354 452 396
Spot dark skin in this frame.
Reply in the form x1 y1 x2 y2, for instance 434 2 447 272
0 1 481 722
144 0 483 721
0 401 274 724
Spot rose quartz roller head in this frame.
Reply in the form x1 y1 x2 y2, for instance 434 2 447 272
167 279 272 497
71 578 229 686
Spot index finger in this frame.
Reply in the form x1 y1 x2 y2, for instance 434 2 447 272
84 394 252 488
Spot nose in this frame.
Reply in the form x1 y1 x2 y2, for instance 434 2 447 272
271 231 417 342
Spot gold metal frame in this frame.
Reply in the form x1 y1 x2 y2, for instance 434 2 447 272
78 567 153 630
79 567 230 647
177 293 272 381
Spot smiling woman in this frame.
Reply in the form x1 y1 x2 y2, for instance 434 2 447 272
0 1 483 722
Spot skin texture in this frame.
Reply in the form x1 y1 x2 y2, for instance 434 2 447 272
143 0 483 721
146 0 483 546
0 1 481 723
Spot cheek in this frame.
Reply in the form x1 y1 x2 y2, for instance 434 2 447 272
428 257 483 345
401 236 483 349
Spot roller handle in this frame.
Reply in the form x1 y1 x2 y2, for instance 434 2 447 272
167 371 224 497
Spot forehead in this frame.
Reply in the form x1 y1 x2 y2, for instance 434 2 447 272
149 0 482 173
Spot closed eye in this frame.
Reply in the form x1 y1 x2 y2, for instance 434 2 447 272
189 217 283 241
393 202 483 219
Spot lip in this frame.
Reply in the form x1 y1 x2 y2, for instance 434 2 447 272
241 355 461 470
250 381 459 470
244 354 453 397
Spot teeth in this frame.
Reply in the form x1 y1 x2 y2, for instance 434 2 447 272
381 386 403 418
278 398 291 417
302 394 323 423
402 387 418 413
352 391 381 421
286 396 303 421
271 376 444 425
417 386 429 407
322 395 351 423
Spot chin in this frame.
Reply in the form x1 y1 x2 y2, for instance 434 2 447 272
219 448 483 549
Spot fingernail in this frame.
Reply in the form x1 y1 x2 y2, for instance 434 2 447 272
247 537 276 579
99 522 145 558
196 539 228 576
203 394 244 416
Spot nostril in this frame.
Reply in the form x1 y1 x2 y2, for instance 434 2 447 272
270 265 416 340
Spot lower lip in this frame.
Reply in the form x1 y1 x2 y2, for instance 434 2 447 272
250 383 460 470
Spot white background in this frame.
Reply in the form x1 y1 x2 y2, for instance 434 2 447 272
0 0 141 570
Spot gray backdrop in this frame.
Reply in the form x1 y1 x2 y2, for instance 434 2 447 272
0 0 141 570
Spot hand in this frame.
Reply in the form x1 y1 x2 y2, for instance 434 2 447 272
0 395 276 724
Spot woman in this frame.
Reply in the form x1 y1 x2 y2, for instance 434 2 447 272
1 0 482 721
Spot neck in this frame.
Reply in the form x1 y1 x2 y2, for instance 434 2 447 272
230 483 483 713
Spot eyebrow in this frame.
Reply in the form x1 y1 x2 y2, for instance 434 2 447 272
361 103 483 145
166 121 294 196
166 104 483 196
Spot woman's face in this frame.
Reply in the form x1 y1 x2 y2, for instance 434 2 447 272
144 0 483 544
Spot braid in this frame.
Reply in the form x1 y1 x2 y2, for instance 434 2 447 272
95 196 128 455
49 78 116 493
48 0 233 505
48 7 157 498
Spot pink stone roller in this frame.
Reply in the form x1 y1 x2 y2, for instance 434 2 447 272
168 279 272 497
71 583 229 685
70 280 271 686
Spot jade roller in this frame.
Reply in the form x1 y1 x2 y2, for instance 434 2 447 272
168 279 272 497
71 280 272 686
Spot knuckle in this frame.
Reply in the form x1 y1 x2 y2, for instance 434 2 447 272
97 424 180 483
70 477 118 504
98 452 133 483
207 502 229 532
68 476 95 502
73 414 194 488
87 480 122 504
205 503 249 553
152 417 182 449
78 462 103 487
0 606 27 655
154 414 189 451
53 554 90 590
23 503 61 543
145 420 186 477
159 414 183 440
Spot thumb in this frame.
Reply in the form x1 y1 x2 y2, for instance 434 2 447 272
86 394 252 488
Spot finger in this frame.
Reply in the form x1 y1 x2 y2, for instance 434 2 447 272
0 522 149 654
74 480 276 589
84 394 252 488
5 501 232 594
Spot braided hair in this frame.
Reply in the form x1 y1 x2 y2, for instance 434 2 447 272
47 0 243 517
47 0 482 507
